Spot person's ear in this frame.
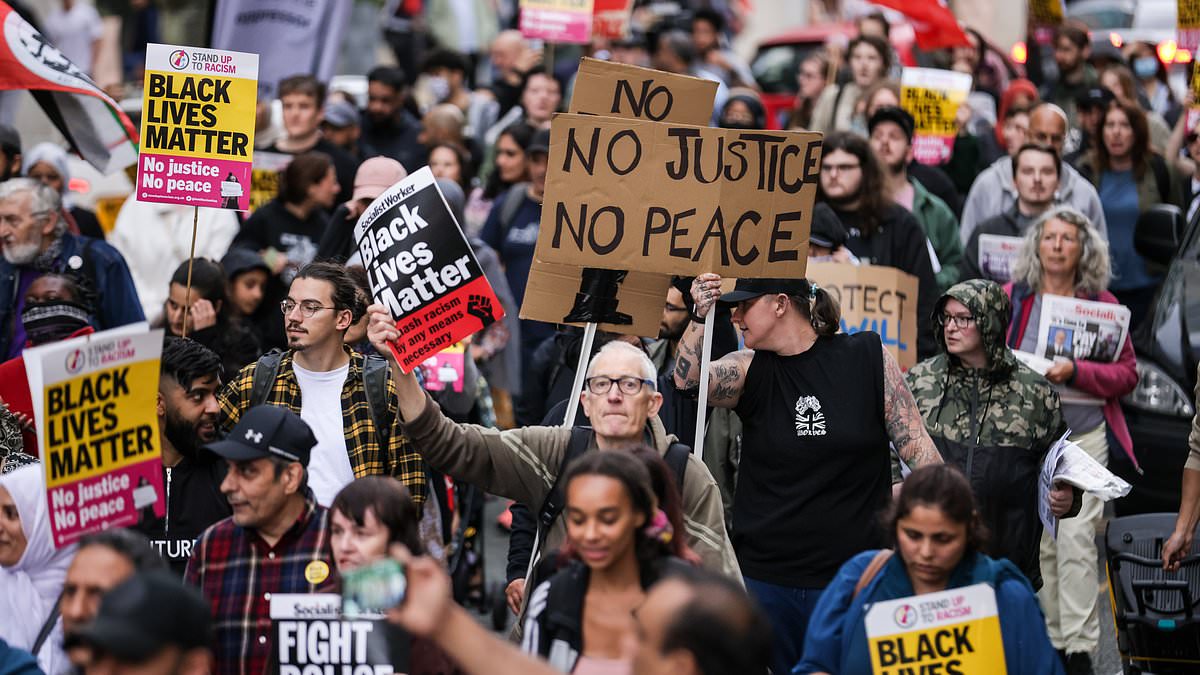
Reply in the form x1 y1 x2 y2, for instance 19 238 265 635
41 210 59 237
178 647 213 675
285 463 305 494
335 308 354 332
644 390 664 418
156 391 166 418
665 649 701 675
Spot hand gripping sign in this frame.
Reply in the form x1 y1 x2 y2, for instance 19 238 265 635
23 325 166 548
137 43 259 210
355 166 505 373
865 583 1007 674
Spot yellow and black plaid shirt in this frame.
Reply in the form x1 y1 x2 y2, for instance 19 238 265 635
217 348 426 504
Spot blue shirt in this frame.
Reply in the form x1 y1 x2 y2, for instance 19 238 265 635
1100 169 1158 291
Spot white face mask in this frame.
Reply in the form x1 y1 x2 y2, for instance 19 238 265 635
426 75 451 103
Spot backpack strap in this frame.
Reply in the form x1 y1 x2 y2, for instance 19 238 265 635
538 427 593 531
853 549 894 600
663 442 690 492
32 591 63 655
249 349 285 408
361 353 393 446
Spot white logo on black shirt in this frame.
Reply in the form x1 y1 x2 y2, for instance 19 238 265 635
794 395 827 436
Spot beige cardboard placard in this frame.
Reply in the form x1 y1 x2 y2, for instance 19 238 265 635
535 113 820 279
520 262 670 337
568 57 718 126
807 262 919 369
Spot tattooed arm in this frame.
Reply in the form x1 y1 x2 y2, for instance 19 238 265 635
882 348 942 468
673 273 752 408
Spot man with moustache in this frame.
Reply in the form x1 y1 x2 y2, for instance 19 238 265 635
135 337 230 573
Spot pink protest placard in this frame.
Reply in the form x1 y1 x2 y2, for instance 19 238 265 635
520 0 594 45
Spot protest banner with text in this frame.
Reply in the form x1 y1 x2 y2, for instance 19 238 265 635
592 0 635 39
249 151 291 213
1028 0 1065 27
535 113 821 278
24 326 165 548
977 234 1022 283
355 166 504 373
807 262 919 369
1182 0 1200 52
866 583 1007 674
901 68 973 165
520 0 594 44
271 594 408 675
137 43 258 210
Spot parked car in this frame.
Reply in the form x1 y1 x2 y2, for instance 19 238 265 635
1117 205 1199 515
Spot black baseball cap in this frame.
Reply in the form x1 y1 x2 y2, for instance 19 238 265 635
867 106 914 143
220 248 269 281
204 405 316 466
809 202 847 249
528 128 551 155
1076 87 1115 110
66 570 211 661
721 278 811 303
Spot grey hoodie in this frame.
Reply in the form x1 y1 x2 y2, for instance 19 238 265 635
959 156 1108 246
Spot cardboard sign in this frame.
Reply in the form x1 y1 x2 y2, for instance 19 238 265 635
271 594 409 675
1182 0 1200 52
592 0 634 39
137 43 259 210
521 262 671 336
249 150 292 213
865 583 1007 674
535 113 820 278
568 57 718 126
901 68 973 166
1028 0 1065 27
355 167 504 373
520 0 594 44
976 234 1022 283
24 326 165 548
807 262 919 369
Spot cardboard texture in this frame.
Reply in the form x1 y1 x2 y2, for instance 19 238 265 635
535 113 820 278
807 262 919 369
568 57 718 125
521 58 724 335
520 262 670 336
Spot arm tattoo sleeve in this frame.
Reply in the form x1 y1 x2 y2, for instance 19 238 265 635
673 321 704 389
882 349 942 468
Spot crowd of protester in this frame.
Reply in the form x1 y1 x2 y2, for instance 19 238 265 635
3 3 1200 675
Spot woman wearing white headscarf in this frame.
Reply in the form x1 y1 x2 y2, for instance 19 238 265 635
0 464 76 674
21 142 104 240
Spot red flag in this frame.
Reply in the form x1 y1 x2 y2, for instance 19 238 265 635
872 0 971 51
0 2 138 173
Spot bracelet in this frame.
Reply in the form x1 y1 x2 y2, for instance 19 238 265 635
689 309 707 323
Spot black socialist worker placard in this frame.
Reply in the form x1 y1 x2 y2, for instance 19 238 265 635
354 166 504 372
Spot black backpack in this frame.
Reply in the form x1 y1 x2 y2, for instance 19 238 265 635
248 349 393 443
536 426 691 532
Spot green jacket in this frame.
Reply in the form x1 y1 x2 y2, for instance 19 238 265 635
910 177 964 293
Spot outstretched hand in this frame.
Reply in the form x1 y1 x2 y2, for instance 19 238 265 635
384 546 453 638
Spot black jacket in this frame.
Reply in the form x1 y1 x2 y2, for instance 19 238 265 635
135 450 231 574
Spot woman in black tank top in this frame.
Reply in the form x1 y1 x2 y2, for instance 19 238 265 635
673 273 942 675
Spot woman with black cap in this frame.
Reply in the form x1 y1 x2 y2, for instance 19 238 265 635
673 272 942 675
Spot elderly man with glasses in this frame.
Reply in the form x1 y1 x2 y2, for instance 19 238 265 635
0 177 143 359
217 261 426 510
365 304 741 623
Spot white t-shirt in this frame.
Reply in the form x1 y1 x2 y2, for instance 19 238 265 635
44 2 103 75
293 360 354 506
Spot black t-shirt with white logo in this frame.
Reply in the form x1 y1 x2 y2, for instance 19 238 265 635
733 331 890 587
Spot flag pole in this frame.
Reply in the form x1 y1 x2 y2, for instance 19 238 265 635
180 206 199 339
563 322 598 428
693 310 715 457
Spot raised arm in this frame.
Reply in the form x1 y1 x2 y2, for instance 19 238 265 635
673 273 752 408
882 348 942 469
367 304 437 422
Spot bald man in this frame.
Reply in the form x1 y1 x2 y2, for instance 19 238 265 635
959 104 1107 244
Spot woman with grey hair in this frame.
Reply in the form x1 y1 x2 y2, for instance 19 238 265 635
1004 205 1137 674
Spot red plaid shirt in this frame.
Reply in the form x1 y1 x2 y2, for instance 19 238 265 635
184 491 339 675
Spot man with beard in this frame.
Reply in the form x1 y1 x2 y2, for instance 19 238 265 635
217 262 425 508
0 178 142 359
867 107 963 293
135 337 230 573
361 65 428 172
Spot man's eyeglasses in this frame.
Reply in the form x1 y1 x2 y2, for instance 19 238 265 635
280 300 335 318
585 375 656 396
938 313 977 329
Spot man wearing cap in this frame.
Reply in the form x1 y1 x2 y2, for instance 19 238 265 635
480 128 553 370
321 99 376 165
69 570 213 675
1064 87 1115 168
868 107 963 293
185 405 337 675
961 144 1063 283
0 178 144 359
960 103 1107 245
315 157 408 263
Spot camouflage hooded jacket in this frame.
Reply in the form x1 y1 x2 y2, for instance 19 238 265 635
906 279 1067 454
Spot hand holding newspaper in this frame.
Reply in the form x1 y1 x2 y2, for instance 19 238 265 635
1038 431 1131 538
